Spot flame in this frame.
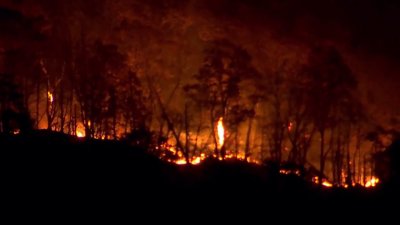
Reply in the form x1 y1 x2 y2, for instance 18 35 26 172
322 181 333 187
175 158 187 165
365 176 379 188
76 130 85 138
279 169 301 176
157 120 380 189
191 156 202 165
217 117 224 148
312 176 333 188
76 123 85 138
225 152 246 160
47 91 54 103
175 156 203 165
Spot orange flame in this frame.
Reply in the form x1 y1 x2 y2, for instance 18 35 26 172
47 91 54 103
322 181 333 187
365 176 379 188
312 176 333 188
76 130 85 138
217 117 224 148
76 123 85 138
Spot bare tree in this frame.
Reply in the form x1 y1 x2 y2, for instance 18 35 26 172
302 45 357 186
185 39 260 159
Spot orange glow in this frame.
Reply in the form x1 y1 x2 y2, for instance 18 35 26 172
175 158 187 165
76 130 85 138
191 156 202 165
322 181 333 187
47 91 54 103
225 152 246 160
288 122 293 131
175 156 203 165
312 176 333 188
365 177 379 188
217 117 224 148
279 169 301 176
76 123 85 138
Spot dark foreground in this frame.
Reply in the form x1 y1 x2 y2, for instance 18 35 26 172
1 131 398 218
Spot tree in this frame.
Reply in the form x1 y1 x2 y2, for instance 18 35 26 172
285 64 316 167
75 40 127 138
0 73 33 134
302 45 357 185
185 39 260 159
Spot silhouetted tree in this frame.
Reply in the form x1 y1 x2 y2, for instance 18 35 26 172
285 64 316 167
185 39 260 159
75 40 126 138
0 73 33 133
302 45 357 185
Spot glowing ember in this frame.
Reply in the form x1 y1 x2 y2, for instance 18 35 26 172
13 129 20 135
47 91 54 103
365 177 379 188
217 117 225 148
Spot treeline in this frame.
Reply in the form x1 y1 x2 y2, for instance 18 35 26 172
0 1 392 185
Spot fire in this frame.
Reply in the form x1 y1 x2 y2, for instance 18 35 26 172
312 176 333 188
217 117 224 148
76 123 85 138
47 91 54 103
365 176 379 188
76 130 85 138
279 169 301 176
191 156 202 165
175 158 187 165
225 152 246 160
175 157 203 165
322 181 333 187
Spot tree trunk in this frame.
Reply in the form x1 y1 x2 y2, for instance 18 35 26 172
184 103 190 164
244 117 253 161
319 129 325 187
210 108 219 159
235 127 239 158
59 84 65 132
46 83 52 130
36 77 40 128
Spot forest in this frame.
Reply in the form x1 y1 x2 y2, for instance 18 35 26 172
1 0 400 190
